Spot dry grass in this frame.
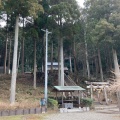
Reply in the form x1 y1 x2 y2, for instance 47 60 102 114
0 114 44 120
109 73 120 111
110 81 120 93
0 74 54 110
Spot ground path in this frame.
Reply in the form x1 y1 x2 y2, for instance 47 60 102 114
43 106 120 120
43 111 120 120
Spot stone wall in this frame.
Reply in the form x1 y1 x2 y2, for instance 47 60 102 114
0 107 47 116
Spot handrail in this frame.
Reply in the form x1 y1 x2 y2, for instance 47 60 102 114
64 73 88 97
64 73 77 86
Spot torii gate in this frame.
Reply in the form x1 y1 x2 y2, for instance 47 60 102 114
85 81 109 104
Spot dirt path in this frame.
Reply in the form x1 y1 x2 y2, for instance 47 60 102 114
43 110 120 120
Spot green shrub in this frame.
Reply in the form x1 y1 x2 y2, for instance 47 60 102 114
48 98 58 110
81 98 93 107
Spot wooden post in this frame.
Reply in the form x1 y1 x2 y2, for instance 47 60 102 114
78 91 80 107
81 92 84 98
104 86 108 105
90 83 93 99
117 91 120 112
71 92 73 100
97 90 100 103
56 91 57 100
62 92 64 108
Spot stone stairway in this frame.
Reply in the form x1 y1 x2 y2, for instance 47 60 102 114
95 104 120 114
64 74 87 97
95 104 118 110
64 74 77 86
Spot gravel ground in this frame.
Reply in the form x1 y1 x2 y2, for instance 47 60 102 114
43 111 120 120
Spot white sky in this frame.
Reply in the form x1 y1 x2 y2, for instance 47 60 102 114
76 0 84 7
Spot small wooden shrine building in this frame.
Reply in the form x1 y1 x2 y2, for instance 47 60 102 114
53 86 85 108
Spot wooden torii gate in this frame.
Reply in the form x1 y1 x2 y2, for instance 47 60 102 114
86 81 109 104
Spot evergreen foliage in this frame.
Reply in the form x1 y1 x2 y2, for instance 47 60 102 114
0 0 120 103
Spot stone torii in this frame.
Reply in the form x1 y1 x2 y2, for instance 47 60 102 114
85 81 109 104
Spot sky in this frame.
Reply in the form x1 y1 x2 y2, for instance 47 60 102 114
76 0 85 7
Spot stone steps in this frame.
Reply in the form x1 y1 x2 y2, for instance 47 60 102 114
95 105 118 110
60 107 90 113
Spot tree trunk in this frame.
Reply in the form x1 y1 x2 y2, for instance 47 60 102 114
51 41 53 73
4 36 8 74
84 33 90 79
17 43 21 71
103 43 108 71
60 38 64 86
83 59 87 77
73 37 77 73
58 39 61 85
98 47 104 81
109 49 112 71
21 38 24 73
4 14 8 74
95 55 99 79
33 39 37 89
21 18 25 74
10 16 19 104
112 48 120 80
8 38 11 74
69 52 72 73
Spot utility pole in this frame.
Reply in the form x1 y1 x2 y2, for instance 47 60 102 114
41 29 51 106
